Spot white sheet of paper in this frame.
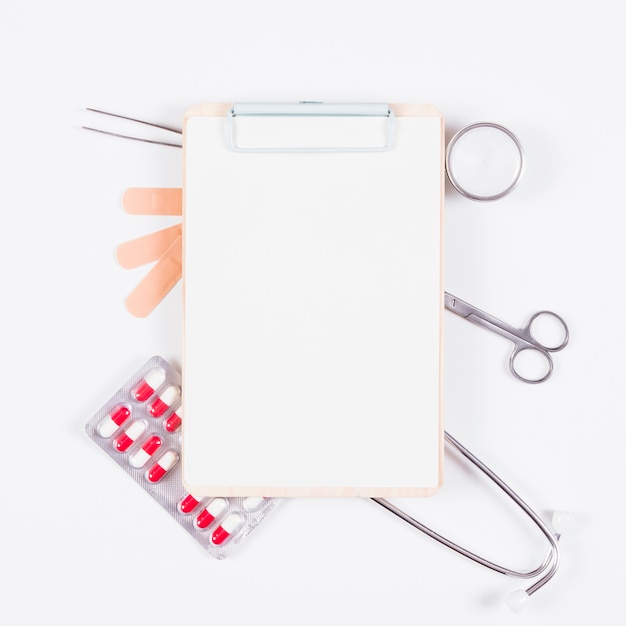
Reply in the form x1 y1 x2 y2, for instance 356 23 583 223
182 104 443 497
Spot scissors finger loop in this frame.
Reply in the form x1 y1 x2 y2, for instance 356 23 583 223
527 311 569 352
510 347 553 384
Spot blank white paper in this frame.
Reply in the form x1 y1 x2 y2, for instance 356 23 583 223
182 105 443 496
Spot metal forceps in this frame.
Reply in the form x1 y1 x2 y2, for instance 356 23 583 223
445 292 569 384
82 108 183 148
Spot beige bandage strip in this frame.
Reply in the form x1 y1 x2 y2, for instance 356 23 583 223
125 236 183 317
123 187 183 215
116 224 183 268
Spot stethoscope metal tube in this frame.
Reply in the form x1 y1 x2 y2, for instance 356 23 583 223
371 430 560 611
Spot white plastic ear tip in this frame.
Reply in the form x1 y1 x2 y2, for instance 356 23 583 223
506 589 530 613
551 510 575 534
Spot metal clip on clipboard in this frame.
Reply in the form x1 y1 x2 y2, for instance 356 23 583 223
226 102 396 153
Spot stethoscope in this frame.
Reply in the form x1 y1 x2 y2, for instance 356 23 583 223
371 122 571 612
372 431 569 612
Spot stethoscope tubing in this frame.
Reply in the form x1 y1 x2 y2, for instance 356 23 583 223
371 430 560 595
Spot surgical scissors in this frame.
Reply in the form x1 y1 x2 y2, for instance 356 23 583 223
444 292 569 384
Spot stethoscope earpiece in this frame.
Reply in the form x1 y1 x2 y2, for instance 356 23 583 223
506 589 530 613
505 510 573 612
551 510 575 536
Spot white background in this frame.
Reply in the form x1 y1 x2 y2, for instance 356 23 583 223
1 1 623 624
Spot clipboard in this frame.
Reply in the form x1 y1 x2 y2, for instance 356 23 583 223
182 102 444 497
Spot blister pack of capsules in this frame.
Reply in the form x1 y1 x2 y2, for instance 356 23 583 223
85 355 281 559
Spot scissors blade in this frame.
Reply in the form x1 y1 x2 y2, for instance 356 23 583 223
444 291 530 346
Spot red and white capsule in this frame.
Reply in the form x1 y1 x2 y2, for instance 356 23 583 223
97 405 131 438
178 493 203 515
129 435 162 468
164 405 182 433
114 421 146 453
146 450 179 483
148 384 180 418
211 513 243 545
132 367 166 402
195 498 227 529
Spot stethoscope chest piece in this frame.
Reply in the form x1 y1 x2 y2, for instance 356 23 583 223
446 122 524 201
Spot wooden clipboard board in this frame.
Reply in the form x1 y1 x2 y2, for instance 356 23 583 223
181 102 444 497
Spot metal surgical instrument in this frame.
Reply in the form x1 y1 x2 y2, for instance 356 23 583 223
82 108 182 148
445 292 569 384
